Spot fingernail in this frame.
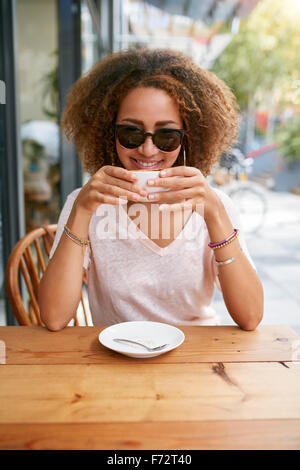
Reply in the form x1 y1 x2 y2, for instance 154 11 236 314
160 170 167 176
148 194 156 200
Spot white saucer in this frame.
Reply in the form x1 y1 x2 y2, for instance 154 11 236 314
98 321 185 358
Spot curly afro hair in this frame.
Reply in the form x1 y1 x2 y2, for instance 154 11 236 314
61 48 239 177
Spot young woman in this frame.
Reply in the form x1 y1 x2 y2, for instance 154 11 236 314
39 48 263 331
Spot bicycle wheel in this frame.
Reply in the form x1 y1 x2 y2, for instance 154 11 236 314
228 186 267 234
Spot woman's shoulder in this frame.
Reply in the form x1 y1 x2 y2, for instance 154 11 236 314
59 187 83 210
208 185 241 222
66 187 82 201
210 185 234 208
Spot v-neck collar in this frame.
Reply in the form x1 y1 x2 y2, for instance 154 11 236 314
119 204 198 257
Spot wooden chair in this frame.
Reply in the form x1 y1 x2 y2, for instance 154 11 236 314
5 224 89 326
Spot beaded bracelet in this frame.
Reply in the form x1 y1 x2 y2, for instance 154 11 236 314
64 225 91 253
215 256 235 266
208 228 239 250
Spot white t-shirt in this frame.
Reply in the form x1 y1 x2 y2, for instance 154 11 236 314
49 186 255 326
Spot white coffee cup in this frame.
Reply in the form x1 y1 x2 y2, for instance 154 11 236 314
130 170 170 194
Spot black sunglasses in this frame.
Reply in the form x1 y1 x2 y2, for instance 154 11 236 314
115 124 185 152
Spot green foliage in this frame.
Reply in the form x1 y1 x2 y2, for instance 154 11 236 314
211 0 300 111
41 50 59 121
275 117 300 163
211 0 300 161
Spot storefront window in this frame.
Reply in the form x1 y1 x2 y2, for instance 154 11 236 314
120 0 233 67
17 0 59 232
81 0 101 73
81 0 102 185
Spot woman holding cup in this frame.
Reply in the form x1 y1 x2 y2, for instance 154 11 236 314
39 48 263 331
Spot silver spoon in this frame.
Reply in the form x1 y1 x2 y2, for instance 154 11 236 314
113 338 168 351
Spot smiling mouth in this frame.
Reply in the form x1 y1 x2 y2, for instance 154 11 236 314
131 158 164 169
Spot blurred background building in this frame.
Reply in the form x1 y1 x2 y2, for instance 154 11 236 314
1 0 300 326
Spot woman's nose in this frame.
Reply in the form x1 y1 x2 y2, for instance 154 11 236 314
138 135 160 157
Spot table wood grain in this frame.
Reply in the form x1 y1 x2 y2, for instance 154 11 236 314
1 420 300 450
1 362 300 423
1 325 299 364
0 325 299 450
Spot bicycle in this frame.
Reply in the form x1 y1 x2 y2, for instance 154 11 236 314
208 148 268 235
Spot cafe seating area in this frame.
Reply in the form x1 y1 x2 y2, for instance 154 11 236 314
1 0 300 453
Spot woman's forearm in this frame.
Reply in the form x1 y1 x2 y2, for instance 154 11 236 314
204 198 264 330
39 205 92 331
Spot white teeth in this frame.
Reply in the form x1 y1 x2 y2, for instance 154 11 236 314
136 160 162 167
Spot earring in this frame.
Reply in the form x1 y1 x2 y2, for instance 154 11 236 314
183 148 186 166
111 154 115 166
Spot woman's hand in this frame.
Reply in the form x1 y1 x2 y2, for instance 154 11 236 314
73 165 147 215
145 166 219 220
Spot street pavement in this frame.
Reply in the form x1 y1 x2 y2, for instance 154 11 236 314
212 188 300 334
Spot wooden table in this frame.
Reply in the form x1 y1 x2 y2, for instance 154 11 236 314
0 325 300 450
